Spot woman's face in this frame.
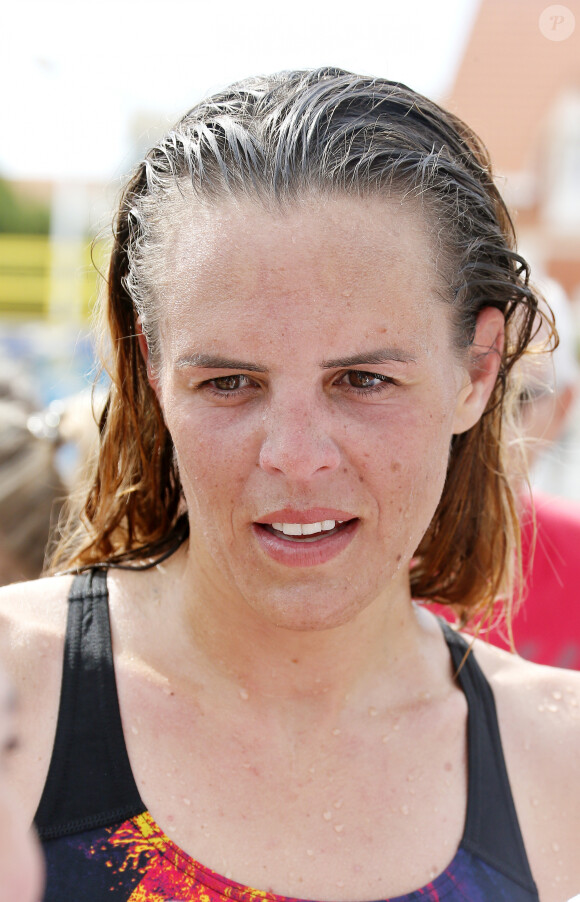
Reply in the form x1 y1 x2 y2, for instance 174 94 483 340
148 194 493 630
0 669 44 902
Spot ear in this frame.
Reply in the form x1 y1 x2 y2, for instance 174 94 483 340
452 306 505 435
135 318 162 398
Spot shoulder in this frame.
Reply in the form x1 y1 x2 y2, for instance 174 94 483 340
0 573 74 659
470 638 580 897
0 575 74 820
470 638 579 770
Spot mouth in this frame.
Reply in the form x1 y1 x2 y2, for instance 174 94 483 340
257 518 356 542
252 514 360 566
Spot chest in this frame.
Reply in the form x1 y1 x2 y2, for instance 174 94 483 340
118 664 469 900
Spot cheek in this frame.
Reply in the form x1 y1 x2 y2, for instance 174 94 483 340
167 405 259 517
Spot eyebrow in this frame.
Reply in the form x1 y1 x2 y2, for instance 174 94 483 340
175 347 416 373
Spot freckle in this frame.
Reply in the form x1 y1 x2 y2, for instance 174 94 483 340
239 688 249 700
444 761 453 772
398 506 403 513
391 461 401 472
359 475 364 482
396 554 402 562
291 658 299 664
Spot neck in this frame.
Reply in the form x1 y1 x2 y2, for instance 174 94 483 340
160 544 443 712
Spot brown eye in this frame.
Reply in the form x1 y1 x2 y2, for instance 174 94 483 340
212 375 245 391
347 371 377 388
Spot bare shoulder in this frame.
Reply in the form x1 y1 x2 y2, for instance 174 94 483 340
0 574 73 667
0 575 73 820
470 638 580 900
471 637 580 744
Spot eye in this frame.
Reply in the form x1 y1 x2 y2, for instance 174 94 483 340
210 375 249 392
199 373 259 400
337 370 396 394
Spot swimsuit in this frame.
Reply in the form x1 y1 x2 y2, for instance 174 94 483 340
35 569 540 900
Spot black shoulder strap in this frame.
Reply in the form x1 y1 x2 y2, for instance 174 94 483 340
34 569 145 840
441 622 538 894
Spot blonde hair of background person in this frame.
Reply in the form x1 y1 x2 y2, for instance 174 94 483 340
0 68 579 902
0 377 103 587
0 392 65 586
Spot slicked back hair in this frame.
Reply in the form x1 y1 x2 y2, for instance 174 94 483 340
49 68 547 627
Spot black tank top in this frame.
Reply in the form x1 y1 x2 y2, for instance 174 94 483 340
34 569 540 900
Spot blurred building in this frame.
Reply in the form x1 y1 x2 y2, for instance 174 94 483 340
444 0 580 300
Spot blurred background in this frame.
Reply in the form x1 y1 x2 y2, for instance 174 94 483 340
2 0 580 664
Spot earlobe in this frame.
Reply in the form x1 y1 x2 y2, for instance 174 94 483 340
135 319 162 399
452 306 505 435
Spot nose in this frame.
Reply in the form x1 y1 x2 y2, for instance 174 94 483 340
258 397 341 480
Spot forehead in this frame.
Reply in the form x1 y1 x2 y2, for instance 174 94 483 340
155 193 452 357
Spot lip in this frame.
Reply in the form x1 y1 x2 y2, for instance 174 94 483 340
255 508 356 525
252 517 359 567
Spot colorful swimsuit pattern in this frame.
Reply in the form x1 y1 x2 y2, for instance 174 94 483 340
35 569 540 901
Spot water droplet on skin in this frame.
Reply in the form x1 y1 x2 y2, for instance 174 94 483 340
239 688 249 700
537 704 546 712
523 739 531 751
368 707 378 717
552 690 562 700
183 797 191 806
547 703 558 712
332 728 341 736
382 735 390 743
531 797 539 807
333 798 344 809
323 811 332 821
336 880 345 888
334 824 344 833
131 725 139 735
308 765 316 774
392 723 400 731
306 849 314 857
552 841 560 853
429 867 437 880
400 804 409 815
570 697 578 707
225 871 232 879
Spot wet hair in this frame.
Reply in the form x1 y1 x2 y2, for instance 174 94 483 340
49 67 549 626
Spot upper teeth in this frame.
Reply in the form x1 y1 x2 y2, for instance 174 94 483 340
271 520 344 535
